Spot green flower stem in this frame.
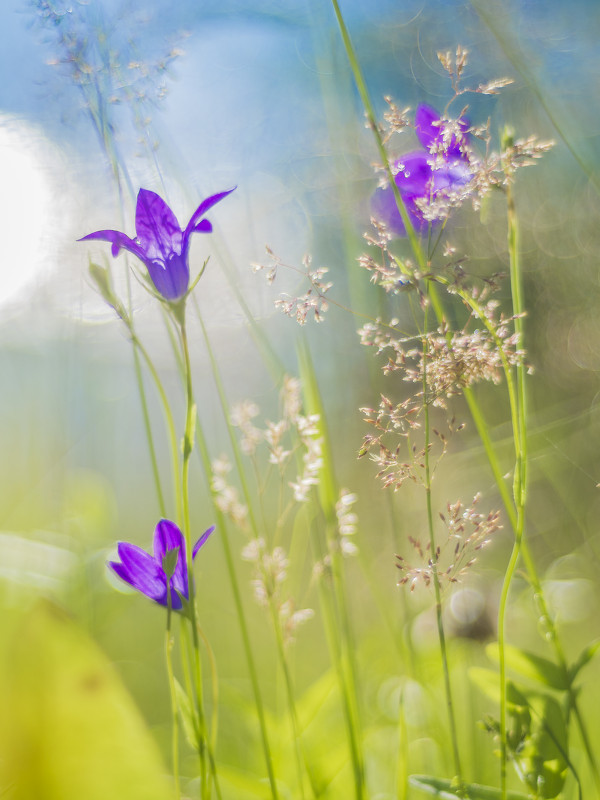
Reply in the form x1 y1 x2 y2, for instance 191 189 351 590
421 299 464 789
430 241 599 794
396 685 410 800
166 599 181 800
193 306 310 798
162 301 279 798
130 333 183 526
180 619 224 800
196 624 222 766
131 343 167 516
178 314 211 799
174 320 280 800
465 372 600 791
497 166 526 800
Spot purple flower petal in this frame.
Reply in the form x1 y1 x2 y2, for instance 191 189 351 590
153 519 188 599
414 104 442 152
392 151 436 196
371 188 425 237
78 230 146 261
153 519 185 562
135 189 183 262
192 219 213 234
183 188 236 242
146 253 190 301
415 104 469 160
108 560 172 605
112 544 167 603
193 525 216 559
370 152 434 236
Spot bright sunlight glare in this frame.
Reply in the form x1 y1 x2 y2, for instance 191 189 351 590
0 115 56 307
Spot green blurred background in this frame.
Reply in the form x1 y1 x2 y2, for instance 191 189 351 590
1 0 599 797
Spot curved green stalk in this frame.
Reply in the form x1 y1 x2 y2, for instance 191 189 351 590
131 344 166 516
178 315 210 797
131 334 183 526
196 447 281 800
496 164 526 800
463 345 600 791
159 297 279 799
421 299 464 789
179 618 224 800
165 598 181 800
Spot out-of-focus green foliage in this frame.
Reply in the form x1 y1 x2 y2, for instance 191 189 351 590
0 601 172 800
1 0 600 797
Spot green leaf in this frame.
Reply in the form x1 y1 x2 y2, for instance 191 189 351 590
469 666 500 703
569 639 600 682
528 693 568 759
409 775 529 799
469 667 530 711
1 601 172 800
520 693 568 798
486 643 569 690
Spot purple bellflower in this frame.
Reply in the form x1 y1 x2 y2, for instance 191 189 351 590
79 187 235 301
109 519 215 610
371 104 472 237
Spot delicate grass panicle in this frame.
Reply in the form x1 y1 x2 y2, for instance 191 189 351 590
396 495 501 591
241 537 314 645
253 249 333 325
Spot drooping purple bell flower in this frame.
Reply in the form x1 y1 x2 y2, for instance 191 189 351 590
79 187 235 301
108 519 215 610
371 104 472 237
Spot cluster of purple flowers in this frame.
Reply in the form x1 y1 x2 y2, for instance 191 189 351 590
371 104 472 237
